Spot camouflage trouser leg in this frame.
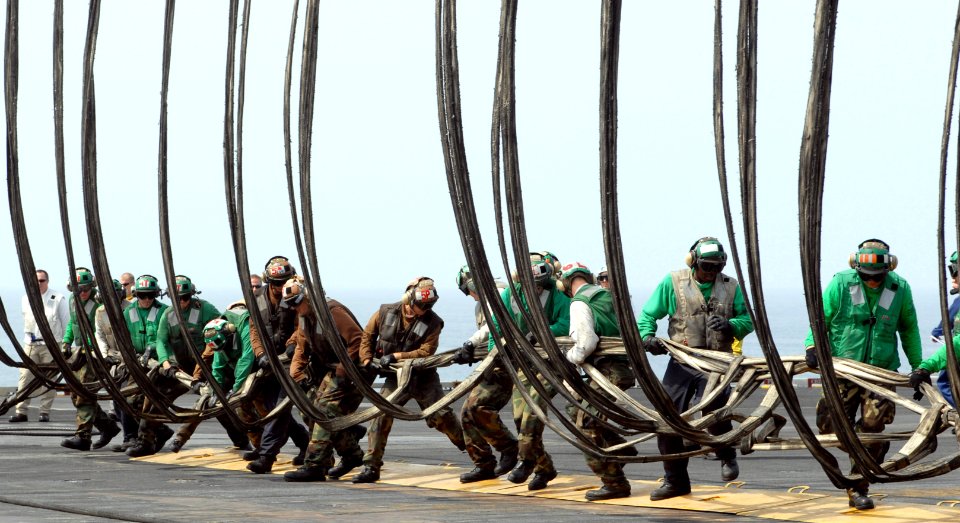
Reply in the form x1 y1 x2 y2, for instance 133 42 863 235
816 379 896 490
175 419 201 444
304 372 364 469
577 357 635 487
511 378 525 433
71 360 109 437
461 365 517 469
236 395 268 450
364 369 464 470
517 372 557 474
415 368 465 451
137 374 189 446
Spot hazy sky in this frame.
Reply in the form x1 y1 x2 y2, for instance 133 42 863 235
1 1 958 304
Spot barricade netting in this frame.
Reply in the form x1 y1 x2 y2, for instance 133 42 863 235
0 0 958 496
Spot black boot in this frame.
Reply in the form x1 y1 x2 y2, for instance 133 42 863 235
92 422 121 450
720 458 740 481
527 469 557 491
284 465 327 482
243 449 261 461
459 466 496 483
493 446 518 476
112 438 135 453
507 460 534 484
847 489 875 510
586 482 632 501
328 454 364 479
170 438 185 453
352 466 380 483
61 435 92 451
125 439 155 458
290 422 310 466
649 481 689 501
348 424 368 443
247 455 276 474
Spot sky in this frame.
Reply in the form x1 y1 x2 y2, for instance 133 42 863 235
1 1 959 306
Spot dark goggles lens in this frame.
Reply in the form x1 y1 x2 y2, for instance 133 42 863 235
859 271 885 282
950 264 958 278
699 261 724 273
597 275 609 282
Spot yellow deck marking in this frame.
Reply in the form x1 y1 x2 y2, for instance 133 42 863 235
136 448 960 522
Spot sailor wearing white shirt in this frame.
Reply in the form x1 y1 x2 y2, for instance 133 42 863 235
11 269 69 422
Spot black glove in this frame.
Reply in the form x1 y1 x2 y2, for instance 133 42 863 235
190 380 205 394
104 355 121 367
297 378 314 392
452 341 475 366
524 332 537 346
706 315 734 337
257 354 271 369
284 344 297 359
909 368 931 389
162 365 179 379
379 353 396 367
805 347 819 369
61 343 72 359
642 336 666 356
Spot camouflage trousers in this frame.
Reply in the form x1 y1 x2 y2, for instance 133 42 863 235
512 371 556 474
816 379 896 489
461 364 518 470
303 372 365 469
135 373 189 447
574 357 635 487
363 368 465 470
70 358 114 438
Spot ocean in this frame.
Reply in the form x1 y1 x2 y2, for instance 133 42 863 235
0 286 952 387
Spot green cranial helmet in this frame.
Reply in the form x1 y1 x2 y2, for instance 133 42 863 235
456 265 474 296
530 260 554 288
202 318 236 351
134 274 160 297
174 275 196 298
688 237 727 267
851 239 895 275
111 279 124 301
75 267 96 292
558 262 594 296
530 251 562 278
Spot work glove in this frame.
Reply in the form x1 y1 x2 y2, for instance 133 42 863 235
104 355 121 367
284 344 297 360
161 365 179 379
297 377 315 392
805 347 819 369
257 354 271 370
909 368 932 400
642 336 666 356
706 315 734 337
566 346 588 366
379 353 396 368
452 341 475 366
139 346 156 367
524 332 538 346
61 342 72 359
190 380 205 394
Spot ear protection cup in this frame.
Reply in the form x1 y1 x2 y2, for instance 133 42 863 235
888 255 898 271
225 322 237 334
685 251 695 268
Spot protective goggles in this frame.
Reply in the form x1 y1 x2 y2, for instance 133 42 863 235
858 271 886 283
203 329 227 350
950 263 958 278
597 274 609 282
698 261 725 273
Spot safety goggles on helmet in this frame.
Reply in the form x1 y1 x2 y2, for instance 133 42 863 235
698 260 725 273
202 318 232 351
950 262 959 278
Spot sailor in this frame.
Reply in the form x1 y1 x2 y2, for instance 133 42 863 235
244 256 310 474
453 265 521 484
59 268 121 451
927 251 960 407
804 239 921 510
559 262 635 500
282 278 370 482
353 277 465 483
638 237 753 501
95 281 139 452
121 275 176 457
495 258 570 490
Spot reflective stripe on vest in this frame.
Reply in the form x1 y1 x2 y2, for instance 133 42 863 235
668 270 737 351
128 304 160 324
83 300 96 316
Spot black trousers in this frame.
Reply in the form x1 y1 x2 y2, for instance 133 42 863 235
258 375 309 458
657 357 734 487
